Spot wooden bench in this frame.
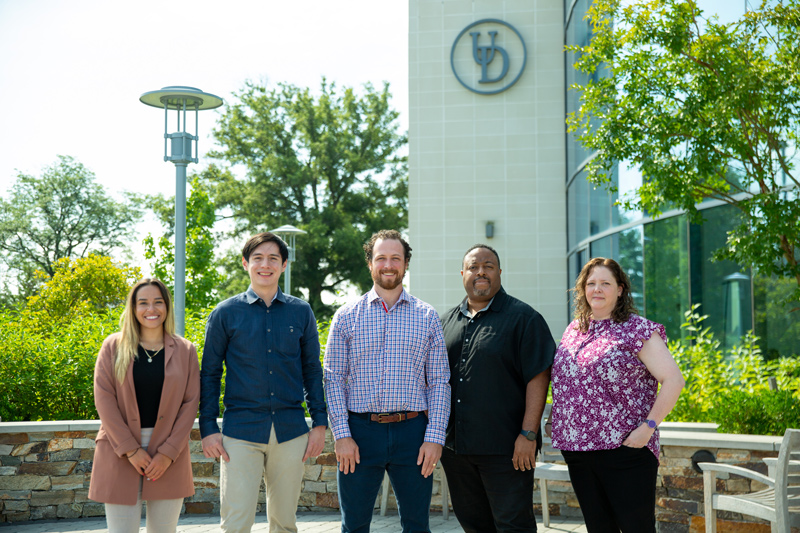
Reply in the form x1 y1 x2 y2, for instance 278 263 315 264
700 428 800 533
534 402 571 527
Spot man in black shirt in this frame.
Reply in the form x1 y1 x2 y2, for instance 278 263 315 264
440 244 556 532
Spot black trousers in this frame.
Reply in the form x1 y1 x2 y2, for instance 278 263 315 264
440 447 536 533
561 446 658 533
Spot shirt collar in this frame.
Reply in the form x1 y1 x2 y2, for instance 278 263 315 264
245 286 286 305
458 286 507 318
367 287 410 309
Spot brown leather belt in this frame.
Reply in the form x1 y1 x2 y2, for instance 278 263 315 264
371 412 420 423
349 411 422 423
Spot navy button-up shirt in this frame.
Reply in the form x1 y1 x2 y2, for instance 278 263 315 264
199 287 327 444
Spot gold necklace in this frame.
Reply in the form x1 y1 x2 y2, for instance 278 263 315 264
141 345 163 363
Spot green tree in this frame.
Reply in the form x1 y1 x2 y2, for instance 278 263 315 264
206 79 407 318
23 254 141 331
0 155 141 299
143 174 223 309
567 0 800 301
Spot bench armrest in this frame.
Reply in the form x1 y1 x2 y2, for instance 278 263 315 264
698 462 774 487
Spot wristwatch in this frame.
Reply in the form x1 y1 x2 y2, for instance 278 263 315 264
520 429 537 441
643 419 657 429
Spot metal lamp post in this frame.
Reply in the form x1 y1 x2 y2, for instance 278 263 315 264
270 225 307 295
139 86 223 335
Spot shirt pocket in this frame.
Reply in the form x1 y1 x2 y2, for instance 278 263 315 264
277 325 303 356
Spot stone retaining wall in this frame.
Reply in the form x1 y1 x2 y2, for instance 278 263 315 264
0 421 785 532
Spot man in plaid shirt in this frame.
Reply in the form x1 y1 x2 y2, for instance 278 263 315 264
324 229 451 533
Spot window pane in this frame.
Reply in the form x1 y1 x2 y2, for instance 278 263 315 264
644 216 690 341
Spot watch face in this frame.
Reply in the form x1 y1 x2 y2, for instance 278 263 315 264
523 430 536 441
647 419 657 429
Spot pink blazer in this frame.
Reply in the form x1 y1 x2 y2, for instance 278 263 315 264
88 332 200 505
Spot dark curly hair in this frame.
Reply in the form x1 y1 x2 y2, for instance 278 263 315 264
572 257 638 333
363 229 412 264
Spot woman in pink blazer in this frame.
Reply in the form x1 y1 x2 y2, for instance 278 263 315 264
89 278 200 533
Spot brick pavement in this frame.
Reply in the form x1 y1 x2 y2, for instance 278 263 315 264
6 512 588 532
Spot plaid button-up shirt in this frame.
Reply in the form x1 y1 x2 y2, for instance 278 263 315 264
323 288 451 444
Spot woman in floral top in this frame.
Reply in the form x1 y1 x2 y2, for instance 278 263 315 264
551 258 684 533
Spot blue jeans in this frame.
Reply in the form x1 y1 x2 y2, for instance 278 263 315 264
337 412 433 533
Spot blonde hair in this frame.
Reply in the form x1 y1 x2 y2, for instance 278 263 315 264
114 279 175 382
572 257 638 333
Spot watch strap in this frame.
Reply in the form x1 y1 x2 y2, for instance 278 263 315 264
520 429 537 441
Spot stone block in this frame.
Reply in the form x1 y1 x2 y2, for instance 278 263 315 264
657 497 699 515
28 432 56 441
55 431 86 438
57 503 83 518
4 511 31 522
31 490 74 506
656 520 689 533
74 489 90 503
0 467 16 476
298 492 316 507
304 481 326 493
725 478 751 492
0 445 13 455
185 502 214 514
73 461 92 474
0 475 50 491
0 490 30 500
30 505 57 520
326 481 338 493
72 439 95 449
655 510 691 525
47 438 73 452
659 466 695 477
303 464 322 480
191 453 216 463
194 478 219 489
82 502 106 517
662 446 705 458
190 487 219 503
19 461 76 476
666 488 702 502
192 463 214 477
316 492 339 508
663 475 704 491
316 452 337 465
0 434 28 445
49 449 81 461
3 500 29 512
50 474 84 490
11 441 46 456
189 441 203 453
716 449 751 462
190 429 202 441
24 453 49 462
0 456 21 466
320 466 337 481
544 480 573 492
79 449 95 461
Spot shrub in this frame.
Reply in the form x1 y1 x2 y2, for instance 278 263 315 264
709 390 800 436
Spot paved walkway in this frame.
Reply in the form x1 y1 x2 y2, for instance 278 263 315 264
7 512 588 532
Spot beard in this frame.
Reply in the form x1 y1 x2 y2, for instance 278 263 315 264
472 277 492 297
372 268 405 290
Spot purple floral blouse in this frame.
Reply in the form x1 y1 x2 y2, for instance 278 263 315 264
551 314 666 461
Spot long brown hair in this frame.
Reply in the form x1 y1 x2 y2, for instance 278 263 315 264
114 279 175 382
572 257 638 333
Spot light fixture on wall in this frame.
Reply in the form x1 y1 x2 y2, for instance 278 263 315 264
485 221 495 239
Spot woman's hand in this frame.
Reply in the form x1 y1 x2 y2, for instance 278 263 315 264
143 452 173 481
126 448 152 475
622 423 655 448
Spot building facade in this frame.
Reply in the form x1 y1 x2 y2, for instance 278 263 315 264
409 0 800 357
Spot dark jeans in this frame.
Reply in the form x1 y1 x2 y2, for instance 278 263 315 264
337 412 432 533
440 447 536 533
561 446 659 533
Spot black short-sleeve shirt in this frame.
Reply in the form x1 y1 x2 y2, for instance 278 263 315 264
441 287 556 455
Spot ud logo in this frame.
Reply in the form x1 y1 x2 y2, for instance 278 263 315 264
451 19 527 95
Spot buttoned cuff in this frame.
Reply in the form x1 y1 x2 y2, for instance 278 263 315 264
199 417 221 439
311 413 328 429
424 425 446 446
329 416 352 440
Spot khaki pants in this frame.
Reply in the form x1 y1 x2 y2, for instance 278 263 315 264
220 426 308 533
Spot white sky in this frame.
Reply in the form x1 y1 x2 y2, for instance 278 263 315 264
0 0 408 222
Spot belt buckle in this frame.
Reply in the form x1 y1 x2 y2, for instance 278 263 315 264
377 413 397 423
